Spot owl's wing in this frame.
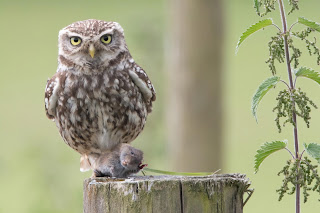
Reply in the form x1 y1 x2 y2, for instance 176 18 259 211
129 64 156 112
44 73 61 120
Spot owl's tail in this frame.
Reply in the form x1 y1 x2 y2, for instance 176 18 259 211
80 153 101 172
80 154 91 172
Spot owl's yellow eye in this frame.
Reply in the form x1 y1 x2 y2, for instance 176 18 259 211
100 34 112 44
70 37 82 46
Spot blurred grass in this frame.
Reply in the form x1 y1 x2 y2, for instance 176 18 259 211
0 0 319 212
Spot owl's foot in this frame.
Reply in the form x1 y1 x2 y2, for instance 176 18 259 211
93 169 111 178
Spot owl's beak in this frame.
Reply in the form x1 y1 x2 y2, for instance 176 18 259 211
89 44 95 58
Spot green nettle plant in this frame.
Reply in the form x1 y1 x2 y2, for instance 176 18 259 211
236 1 320 213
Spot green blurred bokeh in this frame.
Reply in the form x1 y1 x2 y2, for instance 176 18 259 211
0 0 319 212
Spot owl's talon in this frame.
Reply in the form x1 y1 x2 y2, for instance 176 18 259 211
93 169 111 177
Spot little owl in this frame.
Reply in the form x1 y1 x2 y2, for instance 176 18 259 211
44 19 156 173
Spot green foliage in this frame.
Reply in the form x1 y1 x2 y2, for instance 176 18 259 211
266 34 285 75
262 0 276 16
236 19 273 52
276 160 296 201
304 143 320 163
293 27 314 39
266 35 302 74
253 0 281 17
288 0 299 15
287 37 302 69
254 140 287 173
293 88 318 126
295 67 320 85
273 89 292 132
277 157 320 202
254 0 261 16
273 88 317 132
254 0 276 17
298 17 320 33
239 0 320 209
304 39 320 65
252 76 280 121
292 29 320 65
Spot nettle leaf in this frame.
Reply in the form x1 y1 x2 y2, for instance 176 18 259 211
252 76 280 121
304 143 320 164
254 0 261 16
254 140 287 173
236 19 273 53
295 67 320 85
298 17 320 33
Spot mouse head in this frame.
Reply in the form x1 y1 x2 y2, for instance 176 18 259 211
120 145 144 170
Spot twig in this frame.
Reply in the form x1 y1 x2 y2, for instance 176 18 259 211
273 23 282 32
294 76 297 88
289 22 299 32
285 147 296 159
280 80 291 89
243 189 255 206
299 150 305 161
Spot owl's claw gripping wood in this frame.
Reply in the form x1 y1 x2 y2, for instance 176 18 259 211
93 169 111 178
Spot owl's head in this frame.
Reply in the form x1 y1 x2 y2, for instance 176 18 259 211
58 19 128 69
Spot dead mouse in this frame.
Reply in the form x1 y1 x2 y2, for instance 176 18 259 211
93 144 147 178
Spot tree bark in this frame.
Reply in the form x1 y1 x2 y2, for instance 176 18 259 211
83 174 251 213
168 0 224 171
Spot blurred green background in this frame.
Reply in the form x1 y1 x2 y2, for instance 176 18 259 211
0 0 319 212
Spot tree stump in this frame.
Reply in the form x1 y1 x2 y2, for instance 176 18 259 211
83 173 251 213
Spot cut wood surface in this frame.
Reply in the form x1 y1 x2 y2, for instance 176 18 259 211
83 173 251 213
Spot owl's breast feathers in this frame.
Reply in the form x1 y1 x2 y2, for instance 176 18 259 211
44 60 155 154
44 61 156 121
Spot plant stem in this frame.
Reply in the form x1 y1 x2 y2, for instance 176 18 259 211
277 0 300 213
299 150 305 160
285 147 295 159
280 79 290 89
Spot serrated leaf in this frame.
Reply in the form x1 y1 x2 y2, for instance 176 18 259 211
254 140 287 173
304 143 320 163
254 0 260 16
294 67 320 85
298 17 320 33
236 19 273 53
252 76 280 121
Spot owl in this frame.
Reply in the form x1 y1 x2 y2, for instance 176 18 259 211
44 19 156 173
